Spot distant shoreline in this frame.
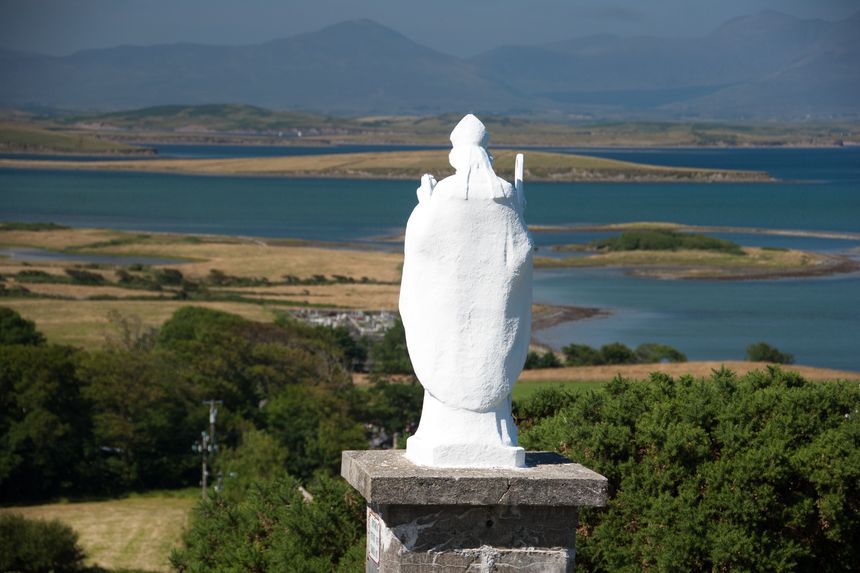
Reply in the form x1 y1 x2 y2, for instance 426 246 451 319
2 141 852 155
0 149 773 183
531 223 860 242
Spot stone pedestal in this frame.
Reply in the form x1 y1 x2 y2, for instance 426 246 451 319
341 450 608 572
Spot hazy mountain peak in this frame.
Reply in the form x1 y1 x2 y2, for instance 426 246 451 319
709 9 824 39
262 17 440 60
0 11 856 118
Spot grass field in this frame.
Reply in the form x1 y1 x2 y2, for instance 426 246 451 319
0 149 770 182
517 361 860 383
0 121 145 154
0 492 196 572
0 227 407 346
0 299 283 348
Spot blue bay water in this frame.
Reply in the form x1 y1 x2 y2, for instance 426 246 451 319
1 146 858 370
534 268 860 371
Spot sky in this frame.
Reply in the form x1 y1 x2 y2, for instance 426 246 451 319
1 0 858 57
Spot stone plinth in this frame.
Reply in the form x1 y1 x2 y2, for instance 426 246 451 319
341 450 608 572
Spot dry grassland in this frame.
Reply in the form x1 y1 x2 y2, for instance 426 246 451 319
1 495 194 572
218 282 400 309
0 228 131 250
1 299 279 348
0 228 403 282
0 149 769 182
18 282 156 299
518 361 860 382
147 243 400 282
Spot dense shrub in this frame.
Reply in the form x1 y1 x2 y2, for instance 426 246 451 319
521 367 860 572
0 307 45 345
524 350 563 369
64 268 105 285
0 344 92 500
154 268 184 286
369 318 414 375
513 386 578 431
215 429 289 501
562 343 604 366
592 229 744 255
171 473 365 573
746 341 794 364
598 342 637 365
0 513 86 572
361 379 424 436
78 349 199 491
563 341 686 366
635 342 687 363
265 385 366 479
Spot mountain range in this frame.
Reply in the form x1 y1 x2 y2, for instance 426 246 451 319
1 10 857 119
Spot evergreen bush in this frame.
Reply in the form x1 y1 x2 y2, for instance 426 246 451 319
520 367 860 572
0 513 86 573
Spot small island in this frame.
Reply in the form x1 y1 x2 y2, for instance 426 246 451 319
534 227 859 279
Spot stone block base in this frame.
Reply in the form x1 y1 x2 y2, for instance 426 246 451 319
342 450 608 572
367 503 576 572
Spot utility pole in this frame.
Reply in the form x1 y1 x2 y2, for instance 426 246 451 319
193 399 222 497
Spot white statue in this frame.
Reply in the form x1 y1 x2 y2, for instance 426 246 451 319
400 114 532 468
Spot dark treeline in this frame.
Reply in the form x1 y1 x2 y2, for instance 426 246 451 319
526 340 794 369
0 306 422 503
525 341 687 369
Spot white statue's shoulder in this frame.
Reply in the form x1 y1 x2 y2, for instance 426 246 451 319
497 177 514 194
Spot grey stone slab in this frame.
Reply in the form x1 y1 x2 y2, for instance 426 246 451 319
367 504 577 572
380 546 573 572
376 504 578 551
342 450 607 507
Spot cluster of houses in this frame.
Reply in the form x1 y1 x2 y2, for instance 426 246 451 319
289 309 396 339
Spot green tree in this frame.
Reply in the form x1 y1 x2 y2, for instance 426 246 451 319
171 473 365 573
0 345 91 500
362 379 424 435
525 351 562 369
215 428 290 501
0 307 45 346
328 326 368 371
78 349 198 490
599 342 637 365
746 341 794 364
524 351 542 369
635 342 687 364
538 351 562 368
159 307 352 421
0 513 86 573
157 306 246 348
370 318 414 375
562 343 603 366
265 385 366 479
